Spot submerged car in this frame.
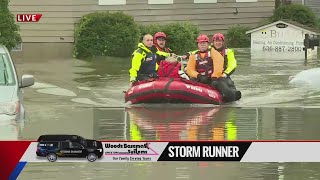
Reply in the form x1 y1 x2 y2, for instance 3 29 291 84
0 44 34 121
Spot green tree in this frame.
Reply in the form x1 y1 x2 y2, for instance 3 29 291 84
226 25 251 48
271 4 317 27
0 0 22 50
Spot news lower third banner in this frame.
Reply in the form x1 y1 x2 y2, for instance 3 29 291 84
3 141 320 179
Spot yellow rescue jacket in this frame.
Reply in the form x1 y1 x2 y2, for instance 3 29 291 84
129 43 159 82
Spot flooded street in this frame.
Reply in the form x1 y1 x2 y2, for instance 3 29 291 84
7 49 320 179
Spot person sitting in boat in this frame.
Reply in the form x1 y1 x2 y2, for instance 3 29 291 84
153 32 175 63
212 33 241 101
153 32 189 79
157 54 190 80
185 34 236 102
129 34 158 87
157 55 181 78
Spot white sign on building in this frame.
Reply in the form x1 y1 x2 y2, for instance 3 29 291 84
246 20 319 60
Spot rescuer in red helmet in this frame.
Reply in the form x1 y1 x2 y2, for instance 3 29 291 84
153 32 175 63
212 33 241 101
154 32 171 53
153 31 186 79
186 34 236 102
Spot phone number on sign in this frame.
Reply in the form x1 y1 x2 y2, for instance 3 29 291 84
262 46 303 52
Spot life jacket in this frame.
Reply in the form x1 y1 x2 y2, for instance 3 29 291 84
155 44 171 53
195 51 213 78
132 47 158 80
219 48 228 70
158 60 181 78
155 45 172 63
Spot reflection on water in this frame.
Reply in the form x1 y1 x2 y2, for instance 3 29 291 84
0 118 25 140
126 106 236 141
17 161 320 180
19 107 320 179
91 106 320 141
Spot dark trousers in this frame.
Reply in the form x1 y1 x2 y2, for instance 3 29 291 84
223 76 242 101
214 78 236 102
191 76 241 102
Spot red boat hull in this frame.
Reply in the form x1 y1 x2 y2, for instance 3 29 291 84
124 77 223 105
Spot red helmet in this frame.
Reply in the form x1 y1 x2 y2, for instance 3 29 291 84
212 33 225 41
197 34 209 43
154 32 167 39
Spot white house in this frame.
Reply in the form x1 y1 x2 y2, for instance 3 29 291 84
245 20 320 60
9 0 275 59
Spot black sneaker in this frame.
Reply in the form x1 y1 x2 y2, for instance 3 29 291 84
235 91 242 101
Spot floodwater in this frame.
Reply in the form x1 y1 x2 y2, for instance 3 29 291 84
5 49 320 179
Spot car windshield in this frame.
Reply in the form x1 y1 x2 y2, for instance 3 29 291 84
0 54 16 85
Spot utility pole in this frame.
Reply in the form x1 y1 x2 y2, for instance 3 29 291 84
304 34 309 61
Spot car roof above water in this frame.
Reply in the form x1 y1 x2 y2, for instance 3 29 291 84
0 45 8 54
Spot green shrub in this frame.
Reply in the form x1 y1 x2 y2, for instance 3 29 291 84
316 18 320 29
138 23 162 40
74 11 140 59
138 22 200 55
162 22 200 54
270 4 317 27
0 0 22 51
226 25 251 48
74 11 200 58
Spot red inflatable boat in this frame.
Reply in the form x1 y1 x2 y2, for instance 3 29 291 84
124 77 223 105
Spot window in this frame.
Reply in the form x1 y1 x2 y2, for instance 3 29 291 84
148 0 173 4
70 142 83 149
236 0 257 2
0 54 16 85
80 137 87 147
37 142 58 150
98 0 126 5
48 142 58 149
60 142 70 149
194 0 217 3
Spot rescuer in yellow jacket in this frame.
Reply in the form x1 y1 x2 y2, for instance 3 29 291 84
129 34 157 87
211 33 241 101
211 33 237 78
129 34 172 87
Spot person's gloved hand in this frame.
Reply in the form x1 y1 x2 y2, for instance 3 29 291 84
129 81 136 87
197 74 209 84
150 73 159 79
210 77 219 87
170 53 176 57
182 55 188 60
129 77 136 87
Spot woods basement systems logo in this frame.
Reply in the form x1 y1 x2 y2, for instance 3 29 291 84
104 142 158 156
